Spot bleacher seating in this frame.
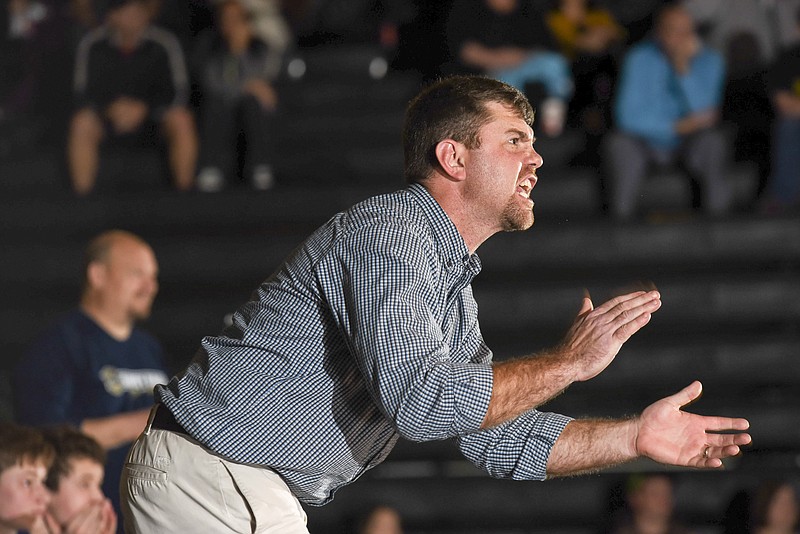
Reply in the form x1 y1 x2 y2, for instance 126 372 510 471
1 46 798 533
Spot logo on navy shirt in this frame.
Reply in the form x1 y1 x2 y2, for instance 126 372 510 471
99 366 168 397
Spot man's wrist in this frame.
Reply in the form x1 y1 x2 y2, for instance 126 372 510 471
624 416 641 460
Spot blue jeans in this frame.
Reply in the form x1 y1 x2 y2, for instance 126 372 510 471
491 52 573 100
768 117 800 205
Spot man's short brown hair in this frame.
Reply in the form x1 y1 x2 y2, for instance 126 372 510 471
41 425 106 492
0 422 55 473
402 75 534 184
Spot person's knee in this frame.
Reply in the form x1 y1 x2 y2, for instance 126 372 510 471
162 107 197 139
692 128 727 157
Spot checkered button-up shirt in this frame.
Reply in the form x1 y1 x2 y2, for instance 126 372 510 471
157 183 571 505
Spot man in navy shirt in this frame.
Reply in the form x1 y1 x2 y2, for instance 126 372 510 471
14 230 169 530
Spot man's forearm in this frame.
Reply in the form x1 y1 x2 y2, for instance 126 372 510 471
481 349 575 429
545 418 638 477
80 408 151 449
480 291 661 430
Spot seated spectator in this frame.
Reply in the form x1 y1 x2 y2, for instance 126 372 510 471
0 423 53 534
194 0 285 192
67 0 198 195
0 0 74 153
750 480 799 534
284 0 414 49
609 473 691 534
684 0 779 203
721 30 773 205
447 0 573 137
761 7 800 214
603 4 732 221
357 504 404 534
775 0 800 49
683 0 780 64
41 426 116 534
547 0 625 137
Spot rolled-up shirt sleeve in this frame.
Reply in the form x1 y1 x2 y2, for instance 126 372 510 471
316 219 494 442
458 410 573 480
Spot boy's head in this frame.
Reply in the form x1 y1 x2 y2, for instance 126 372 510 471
0 423 54 532
42 426 107 528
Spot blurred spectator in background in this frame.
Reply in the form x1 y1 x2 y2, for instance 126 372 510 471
683 0 780 64
67 0 197 195
193 0 288 191
609 473 692 534
42 426 116 534
750 479 799 534
447 0 573 137
722 488 752 534
775 0 800 48
547 0 625 158
13 230 169 530
0 0 49 122
761 7 800 214
603 4 731 221
684 0 779 203
284 0 414 50
0 0 72 156
357 504 404 534
720 28 774 205
238 0 292 57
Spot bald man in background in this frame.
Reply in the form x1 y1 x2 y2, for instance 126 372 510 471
14 230 169 530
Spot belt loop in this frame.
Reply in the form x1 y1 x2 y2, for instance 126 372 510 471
144 403 159 436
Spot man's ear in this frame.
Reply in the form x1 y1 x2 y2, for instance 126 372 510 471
434 139 467 181
86 261 107 290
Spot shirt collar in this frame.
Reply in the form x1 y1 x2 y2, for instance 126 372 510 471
407 183 482 276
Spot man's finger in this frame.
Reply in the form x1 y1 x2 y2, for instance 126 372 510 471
666 380 704 408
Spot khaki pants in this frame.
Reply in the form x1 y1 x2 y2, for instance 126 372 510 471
121 416 309 533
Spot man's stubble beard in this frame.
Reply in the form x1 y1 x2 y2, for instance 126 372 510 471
500 197 534 232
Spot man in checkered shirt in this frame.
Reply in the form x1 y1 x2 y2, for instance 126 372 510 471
121 75 751 533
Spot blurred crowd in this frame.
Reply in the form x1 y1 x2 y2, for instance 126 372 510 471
1 0 799 216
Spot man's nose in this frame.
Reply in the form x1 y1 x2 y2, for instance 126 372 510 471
526 146 543 169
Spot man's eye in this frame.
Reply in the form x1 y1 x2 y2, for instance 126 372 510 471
509 138 519 145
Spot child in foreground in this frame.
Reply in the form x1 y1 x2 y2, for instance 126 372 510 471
41 426 116 534
0 423 53 534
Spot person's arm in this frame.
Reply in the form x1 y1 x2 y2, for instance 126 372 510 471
148 27 190 116
546 381 751 476
458 381 750 481
671 47 725 136
458 41 529 71
316 220 494 442
72 28 106 112
79 408 151 450
483 290 660 428
318 219 658 442
774 90 800 118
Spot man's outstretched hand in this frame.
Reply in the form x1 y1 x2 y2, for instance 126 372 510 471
635 381 751 468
